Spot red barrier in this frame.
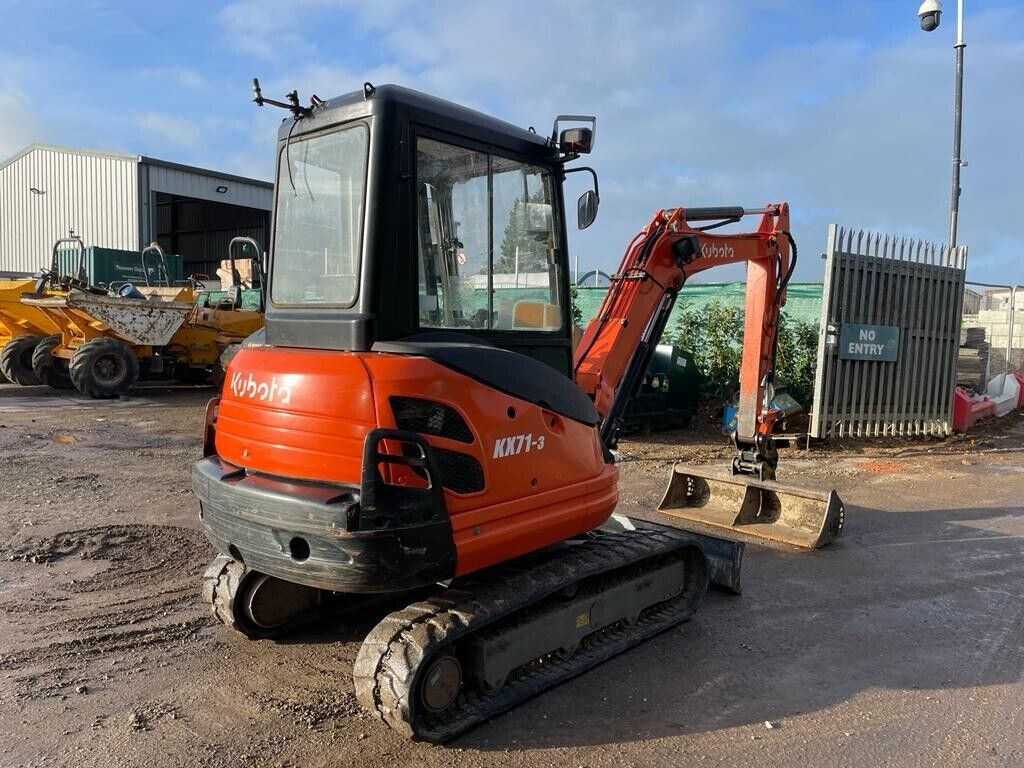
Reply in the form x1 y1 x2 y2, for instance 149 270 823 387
952 387 996 432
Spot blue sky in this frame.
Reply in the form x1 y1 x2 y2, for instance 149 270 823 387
0 0 1020 282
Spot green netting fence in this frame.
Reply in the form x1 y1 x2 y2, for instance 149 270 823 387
421 282 822 331
575 283 823 329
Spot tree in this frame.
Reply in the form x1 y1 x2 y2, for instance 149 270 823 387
495 194 550 274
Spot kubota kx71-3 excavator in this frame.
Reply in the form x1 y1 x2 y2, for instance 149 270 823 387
192 82 844 741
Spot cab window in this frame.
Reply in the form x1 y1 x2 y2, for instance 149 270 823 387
416 137 562 331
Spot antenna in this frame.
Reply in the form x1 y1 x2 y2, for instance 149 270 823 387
251 77 322 119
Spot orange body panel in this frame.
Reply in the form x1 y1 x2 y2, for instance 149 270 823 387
216 347 376 484
215 347 619 577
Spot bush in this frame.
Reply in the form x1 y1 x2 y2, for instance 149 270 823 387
667 300 819 406
773 312 819 405
569 286 584 327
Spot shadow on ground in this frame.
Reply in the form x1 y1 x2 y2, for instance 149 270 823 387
436 501 1024 749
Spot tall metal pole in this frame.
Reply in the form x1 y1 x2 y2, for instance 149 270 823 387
949 0 965 248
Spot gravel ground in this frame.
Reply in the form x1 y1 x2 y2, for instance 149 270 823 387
0 383 1021 767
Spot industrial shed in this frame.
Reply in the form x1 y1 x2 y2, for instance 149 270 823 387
0 144 272 279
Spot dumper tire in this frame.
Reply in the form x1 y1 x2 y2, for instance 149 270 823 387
210 343 239 388
69 338 140 399
176 365 212 384
210 360 227 388
0 335 43 385
31 335 74 390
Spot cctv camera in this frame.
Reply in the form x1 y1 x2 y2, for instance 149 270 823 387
918 0 942 32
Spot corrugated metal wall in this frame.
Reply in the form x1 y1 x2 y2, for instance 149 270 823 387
140 162 272 239
0 147 138 274
140 161 272 278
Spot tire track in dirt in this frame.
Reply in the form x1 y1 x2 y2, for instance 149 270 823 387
0 524 216 701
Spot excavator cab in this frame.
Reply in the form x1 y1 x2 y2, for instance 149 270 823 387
262 85 589 378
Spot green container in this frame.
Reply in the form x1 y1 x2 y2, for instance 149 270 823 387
200 288 264 312
622 345 704 433
55 247 184 287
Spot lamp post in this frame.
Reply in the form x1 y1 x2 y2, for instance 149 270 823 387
919 0 966 248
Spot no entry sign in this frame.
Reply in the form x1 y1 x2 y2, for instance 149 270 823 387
839 323 900 361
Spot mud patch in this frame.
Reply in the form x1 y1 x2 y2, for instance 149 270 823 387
0 525 215 701
858 460 905 474
250 690 364 729
5 524 211 590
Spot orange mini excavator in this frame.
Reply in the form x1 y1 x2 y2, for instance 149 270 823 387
193 81 844 741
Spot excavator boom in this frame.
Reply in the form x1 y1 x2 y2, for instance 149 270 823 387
574 204 844 549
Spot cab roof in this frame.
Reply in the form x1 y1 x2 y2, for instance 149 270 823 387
276 83 556 158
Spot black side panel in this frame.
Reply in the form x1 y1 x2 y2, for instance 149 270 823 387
392 330 495 346
391 330 572 378
372 339 599 426
267 309 375 350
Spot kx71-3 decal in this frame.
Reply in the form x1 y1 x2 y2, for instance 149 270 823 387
492 433 546 458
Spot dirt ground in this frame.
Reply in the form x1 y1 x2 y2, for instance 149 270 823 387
0 383 1022 768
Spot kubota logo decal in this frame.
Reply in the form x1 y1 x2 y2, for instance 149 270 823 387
701 242 735 259
229 371 292 405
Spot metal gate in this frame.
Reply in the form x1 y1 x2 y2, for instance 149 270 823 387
811 225 968 438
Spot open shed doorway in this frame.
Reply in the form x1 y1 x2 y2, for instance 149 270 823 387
153 192 270 284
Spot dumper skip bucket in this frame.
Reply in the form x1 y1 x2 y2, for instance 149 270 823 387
658 464 844 551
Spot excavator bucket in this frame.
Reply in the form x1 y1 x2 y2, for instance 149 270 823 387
657 463 844 551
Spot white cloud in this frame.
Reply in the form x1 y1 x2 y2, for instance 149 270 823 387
0 87 39 158
137 67 205 90
216 0 340 60
135 112 204 151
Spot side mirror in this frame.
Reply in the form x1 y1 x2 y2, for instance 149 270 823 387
577 189 599 230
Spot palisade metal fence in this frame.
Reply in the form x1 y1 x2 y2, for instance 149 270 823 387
810 225 968 438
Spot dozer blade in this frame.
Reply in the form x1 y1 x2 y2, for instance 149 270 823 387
657 463 844 551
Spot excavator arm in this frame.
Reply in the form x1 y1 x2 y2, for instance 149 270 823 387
574 203 793 479
574 202 843 551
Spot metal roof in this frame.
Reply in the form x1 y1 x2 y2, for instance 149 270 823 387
0 143 272 189
139 155 272 189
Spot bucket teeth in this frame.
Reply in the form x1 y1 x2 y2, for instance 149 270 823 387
657 463 844 551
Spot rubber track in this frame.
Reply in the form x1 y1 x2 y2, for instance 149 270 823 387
201 554 245 633
201 554 329 640
353 528 710 742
